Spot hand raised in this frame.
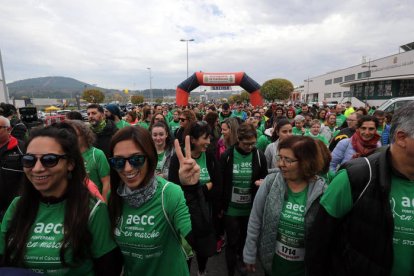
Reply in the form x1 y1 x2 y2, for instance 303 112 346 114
174 135 200 186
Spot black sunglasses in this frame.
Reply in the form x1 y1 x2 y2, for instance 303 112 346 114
22 154 67 168
109 154 146 170
179 118 187 122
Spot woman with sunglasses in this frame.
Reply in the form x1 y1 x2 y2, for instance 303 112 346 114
168 121 222 275
243 136 327 276
0 125 122 275
174 109 197 146
108 126 198 275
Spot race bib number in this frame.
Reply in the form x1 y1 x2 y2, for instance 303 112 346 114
275 241 305 261
231 187 251 204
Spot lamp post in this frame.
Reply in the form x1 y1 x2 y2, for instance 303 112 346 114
180 39 195 78
304 77 313 103
361 59 377 105
0 49 9 103
146 67 153 103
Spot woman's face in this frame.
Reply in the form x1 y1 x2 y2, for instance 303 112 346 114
327 115 336 126
278 124 293 141
154 114 164 123
278 148 300 182
179 115 189 128
125 114 133 123
24 137 74 197
319 110 326 120
151 126 167 149
221 123 230 138
310 124 321 135
112 139 149 190
287 110 294 118
276 109 283 117
191 134 210 153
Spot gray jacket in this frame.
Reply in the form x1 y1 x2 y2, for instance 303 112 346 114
264 139 279 170
243 169 327 275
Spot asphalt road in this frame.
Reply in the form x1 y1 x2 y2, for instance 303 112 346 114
190 248 265 276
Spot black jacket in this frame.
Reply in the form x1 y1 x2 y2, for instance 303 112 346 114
307 148 396 276
93 119 118 158
219 146 268 212
0 136 25 220
168 150 220 257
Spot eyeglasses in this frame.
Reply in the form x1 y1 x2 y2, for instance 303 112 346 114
179 118 187 122
22 154 67 168
276 155 298 166
109 154 146 170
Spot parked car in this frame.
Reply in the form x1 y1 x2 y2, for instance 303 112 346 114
378 96 414 114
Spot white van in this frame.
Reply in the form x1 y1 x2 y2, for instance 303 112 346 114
378 96 414 113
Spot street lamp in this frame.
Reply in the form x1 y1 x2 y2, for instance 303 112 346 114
304 77 313 103
180 39 195 78
147 67 153 103
0 49 9 103
361 59 378 105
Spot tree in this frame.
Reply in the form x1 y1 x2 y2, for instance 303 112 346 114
82 89 105 103
131 95 144 104
240 90 250 103
228 94 241 104
155 98 163 104
261 78 294 102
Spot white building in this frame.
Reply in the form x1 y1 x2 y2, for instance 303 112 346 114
302 42 414 107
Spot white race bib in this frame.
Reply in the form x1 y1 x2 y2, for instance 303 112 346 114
275 241 305 261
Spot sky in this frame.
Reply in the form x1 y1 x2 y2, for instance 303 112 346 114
1 0 414 91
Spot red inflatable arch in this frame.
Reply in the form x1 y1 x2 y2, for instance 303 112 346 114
176 72 263 106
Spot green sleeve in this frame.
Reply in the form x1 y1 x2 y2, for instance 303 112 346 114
0 197 20 254
165 183 192 238
96 149 110 178
256 135 270 152
320 169 353 218
88 201 118 258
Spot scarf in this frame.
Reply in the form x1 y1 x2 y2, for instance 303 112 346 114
90 120 106 134
117 177 158 208
351 131 380 159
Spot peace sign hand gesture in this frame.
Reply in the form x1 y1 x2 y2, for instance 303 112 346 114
174 135 200 186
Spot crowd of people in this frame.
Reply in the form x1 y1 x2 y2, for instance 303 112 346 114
0 99 413 276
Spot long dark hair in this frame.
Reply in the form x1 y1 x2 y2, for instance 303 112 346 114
3 124 92 267
108 126 157 232
151 121 173 152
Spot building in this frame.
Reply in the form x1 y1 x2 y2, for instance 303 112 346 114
302 42 414 107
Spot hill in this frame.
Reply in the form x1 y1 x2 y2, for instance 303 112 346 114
7 76 100 99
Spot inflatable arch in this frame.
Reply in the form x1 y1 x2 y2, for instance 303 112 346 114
176 72 263 106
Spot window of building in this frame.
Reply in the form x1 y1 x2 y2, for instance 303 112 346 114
343 91 351 97
334 77 343 83
358 71 371 79
333 92 342 98
344 74 355 82
324 93 332 99
325 79 332 85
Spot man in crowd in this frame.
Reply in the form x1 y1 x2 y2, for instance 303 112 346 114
307 102 414 275
87 104 118 157
0 103 28 141
104 103 129 129
232 101 248 121
329 112 361 151
334 104 347 128
0 116 25 221
373 109 391 146
344 101 355 117
219 103 233 123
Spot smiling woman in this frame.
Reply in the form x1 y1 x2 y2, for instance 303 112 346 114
0 125 122 275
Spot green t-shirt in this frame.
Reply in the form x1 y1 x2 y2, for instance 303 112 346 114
305 132 329 146
292 127 305 136
194 151 210 186
114 178 191 276
226 149 253 217
169 120 180 135
320 170 414 276
257 135 271 152
116 119 130 129
0 198 117 275
82 147 110 193
232 110 246 120
272 186 308 276
336 114 347 128
136 121 150 129
156 151 166 175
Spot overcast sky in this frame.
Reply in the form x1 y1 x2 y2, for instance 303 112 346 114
1 0 413 90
